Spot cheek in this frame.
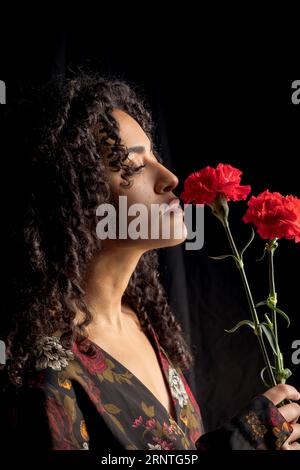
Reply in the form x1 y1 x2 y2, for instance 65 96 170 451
116 178 152 206
126 188 153 225
110 183 151 224
106 174 156 224
108 171 149 198
107 172 122 197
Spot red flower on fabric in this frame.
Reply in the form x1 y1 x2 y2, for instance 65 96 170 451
132 416 143 428
269 406 284 428
45 395 74 449
83 375 106 413
73 339 107 375
180 163 251 205
243 190 300 242
27 371 45 387
145 418 156 429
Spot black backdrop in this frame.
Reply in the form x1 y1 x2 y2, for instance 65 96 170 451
1 32 300 432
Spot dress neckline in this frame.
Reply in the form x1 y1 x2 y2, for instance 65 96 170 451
82 325 178 425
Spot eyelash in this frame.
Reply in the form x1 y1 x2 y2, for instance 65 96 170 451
133 163 147 172
120 163 147 180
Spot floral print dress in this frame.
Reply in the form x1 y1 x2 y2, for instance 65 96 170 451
0 323 293 451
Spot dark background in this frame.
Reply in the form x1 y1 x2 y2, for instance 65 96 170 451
1 31 300 432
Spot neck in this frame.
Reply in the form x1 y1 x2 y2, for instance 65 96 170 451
78 242 144 334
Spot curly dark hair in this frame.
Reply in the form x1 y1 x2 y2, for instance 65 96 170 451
0 73 193 388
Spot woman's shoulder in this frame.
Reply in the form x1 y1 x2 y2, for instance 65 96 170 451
24 332 107 391
23 333 80 392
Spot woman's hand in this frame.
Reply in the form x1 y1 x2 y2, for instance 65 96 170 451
263 384 300 450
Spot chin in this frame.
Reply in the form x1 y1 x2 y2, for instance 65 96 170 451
163 236 187 248
158 219 188 248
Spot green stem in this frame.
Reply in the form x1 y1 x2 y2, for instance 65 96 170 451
267 240 285 383
267 242 278 343
223 220 277 387
268 242 278 342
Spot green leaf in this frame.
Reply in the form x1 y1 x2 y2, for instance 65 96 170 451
104 404 121 414
209 254 237 261
264 313 274 330
256 301 267 308
272 306 290 328
109 414 126 434
256 249 266 262
240 227 255 258
141 402 155 418
260 366 270 387
260 323 278 356
260 366 276 388
225 320 255 334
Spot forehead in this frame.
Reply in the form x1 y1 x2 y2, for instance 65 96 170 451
112 109 150 148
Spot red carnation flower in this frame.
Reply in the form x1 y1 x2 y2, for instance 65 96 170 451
243 190 300 242
180 163 251 205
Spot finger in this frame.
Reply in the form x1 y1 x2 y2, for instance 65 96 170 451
263 384 300 405
287 442 300 450
289 423 300 441
277 403 300 424
281 424 300 450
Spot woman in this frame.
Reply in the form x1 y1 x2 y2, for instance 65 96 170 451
0 74 299 451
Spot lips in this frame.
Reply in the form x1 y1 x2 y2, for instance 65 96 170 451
161 198 182 215
167 197 181 209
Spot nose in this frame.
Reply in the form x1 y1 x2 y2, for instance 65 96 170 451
154 165 179 194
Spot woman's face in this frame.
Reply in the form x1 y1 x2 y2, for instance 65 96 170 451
100 109 187 252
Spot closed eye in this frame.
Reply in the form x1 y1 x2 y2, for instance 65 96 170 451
133 163 147 172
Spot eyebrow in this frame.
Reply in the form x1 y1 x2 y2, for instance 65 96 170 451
127 146 146 154
127 143 161 163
